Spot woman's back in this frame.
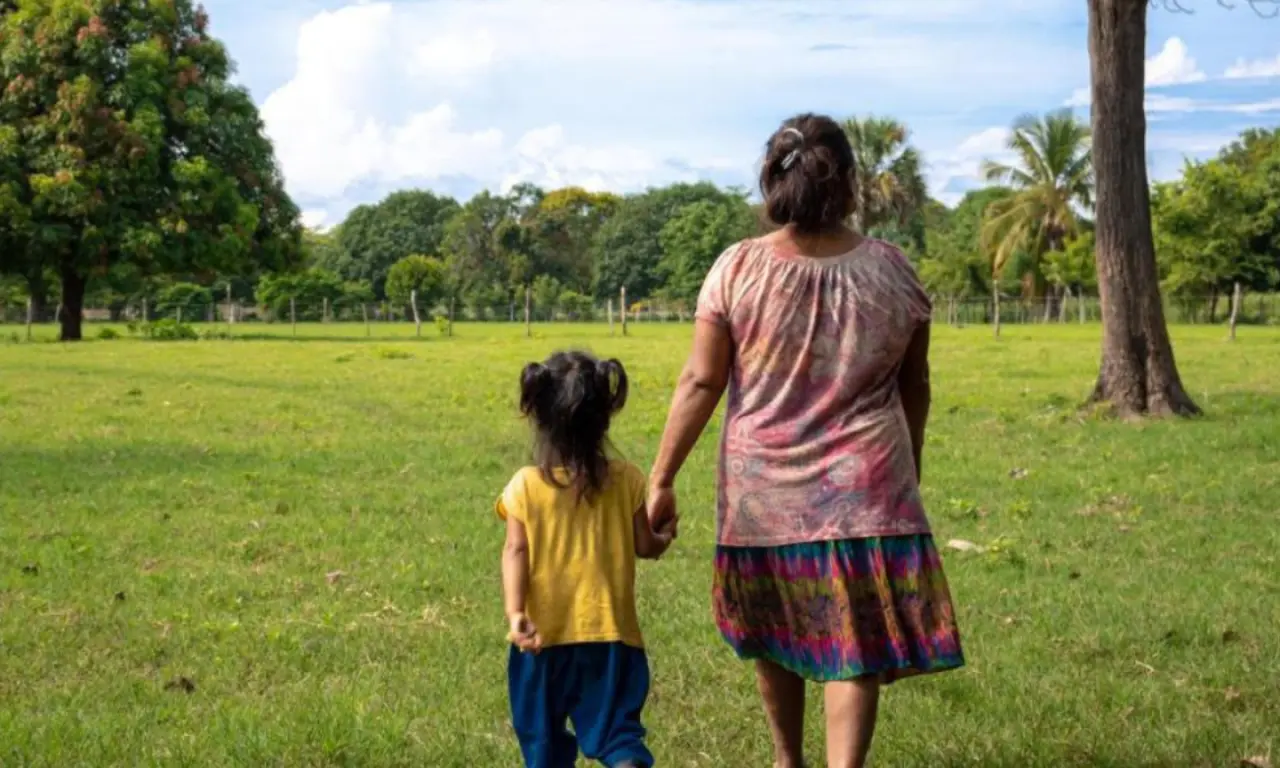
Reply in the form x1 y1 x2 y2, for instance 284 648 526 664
695 233 932 547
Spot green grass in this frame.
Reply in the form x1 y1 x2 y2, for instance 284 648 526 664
2 324 1278 767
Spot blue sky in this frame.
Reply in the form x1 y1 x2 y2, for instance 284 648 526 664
200 0 1280 228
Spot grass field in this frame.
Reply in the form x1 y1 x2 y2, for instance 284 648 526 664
2 324 1278 767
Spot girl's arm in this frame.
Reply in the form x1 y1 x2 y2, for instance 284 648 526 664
649 319 733 507
501 514 540 651
633 507 675 560
897 322 932 481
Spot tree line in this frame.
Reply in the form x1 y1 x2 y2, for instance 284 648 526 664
2 0 1276 420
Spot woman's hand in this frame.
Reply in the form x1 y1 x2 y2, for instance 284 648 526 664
647 484 678 532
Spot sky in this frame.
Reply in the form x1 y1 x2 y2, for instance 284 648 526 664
199 0 1280 229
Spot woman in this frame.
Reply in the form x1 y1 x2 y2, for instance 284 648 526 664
646 114 964 768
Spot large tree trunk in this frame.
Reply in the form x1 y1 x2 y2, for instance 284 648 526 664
1086 0 1199 417
59 267 86 341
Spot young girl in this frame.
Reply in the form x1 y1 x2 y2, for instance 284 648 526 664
496 351 675 768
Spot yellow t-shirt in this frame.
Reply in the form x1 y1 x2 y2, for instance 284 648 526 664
496 461 647 650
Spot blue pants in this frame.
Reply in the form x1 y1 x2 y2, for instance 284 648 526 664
508 642 653 768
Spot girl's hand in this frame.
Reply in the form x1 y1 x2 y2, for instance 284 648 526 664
507 613 542 653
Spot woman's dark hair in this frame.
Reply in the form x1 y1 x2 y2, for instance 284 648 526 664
519 350 629 500
759 113 857 235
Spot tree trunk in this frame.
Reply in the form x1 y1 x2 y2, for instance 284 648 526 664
1086 0 1199 417
992 282 1001 338
1208 287 1219 324
1228 282 1242 341
25 272 48 321
58 267 86 342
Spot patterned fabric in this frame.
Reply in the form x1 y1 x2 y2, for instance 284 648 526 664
696 237 934 547
713 535 964 683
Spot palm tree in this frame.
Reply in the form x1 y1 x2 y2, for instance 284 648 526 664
841 116 929 236
980 109 1093 319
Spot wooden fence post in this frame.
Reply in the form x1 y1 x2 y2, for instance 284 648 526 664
25 297 33 341
608 298 614 336
525 286 532 338
226 285 233 325
322 297 329 324
411 289 421 337
290 298 297 336
1229 282 1242 341
620 287 628 337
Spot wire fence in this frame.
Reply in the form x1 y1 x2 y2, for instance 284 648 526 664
1 292 1277 340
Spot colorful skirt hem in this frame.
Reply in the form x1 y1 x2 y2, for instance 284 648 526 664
713 535 965 684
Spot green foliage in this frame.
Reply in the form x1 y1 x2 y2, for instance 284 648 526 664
557 290 594 321
334 190 459 298
256 268 344 320
0 0 301 339
842 116 929 244
530 274 563 315
155 282 213 314
141 319 198 341
981 110 1093 286
657 198 756 302
96 327 120 340
385 255 447 311
1043 230 1097 293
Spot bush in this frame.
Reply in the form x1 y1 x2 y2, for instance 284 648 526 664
143 319 198 341
97 327 121 340
435 315 449 336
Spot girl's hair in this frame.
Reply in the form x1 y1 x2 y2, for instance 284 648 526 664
519 351 629 500
759 113 857 235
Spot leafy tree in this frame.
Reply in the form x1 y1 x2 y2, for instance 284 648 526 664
0 0 301 340
557 290 594 321
441 191 517 308
335 190 459 298
385 255 447 313
529 187 620 293
1152 159 1271 320
255 268 343 320
980 110 1093 316
657 197 755 302
592 182 739 300
155 282 213 316
530 274 563 317
841 116 928 240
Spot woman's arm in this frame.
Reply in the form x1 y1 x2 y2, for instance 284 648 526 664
650 319 733 497
897 322 932 482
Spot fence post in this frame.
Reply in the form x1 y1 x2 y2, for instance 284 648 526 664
1229 282 1242 341
225 285 233 325
176 306 183 325
362 303 370 337
448 297 454 337
290 298 297 336
620 287 628 337
411 289 421 337
142 297 148 323
525 286 532 338
608 298 614 336
322 297 329 324
25 297 33 341
992 285 1001 339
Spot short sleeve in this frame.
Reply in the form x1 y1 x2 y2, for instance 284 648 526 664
886 244 932 325
694 243 743 326
495 469 530 523
617 462 648 517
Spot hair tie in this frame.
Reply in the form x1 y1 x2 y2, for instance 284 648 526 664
779 127 804 170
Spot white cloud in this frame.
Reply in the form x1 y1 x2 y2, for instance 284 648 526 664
1144 94 1280 114
408 31 497 80
1224 54 1280 79
1145 37 1206 87
262 0 1085 208
928 126 1013 204
1063 37 1205 108
300 209 329 229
